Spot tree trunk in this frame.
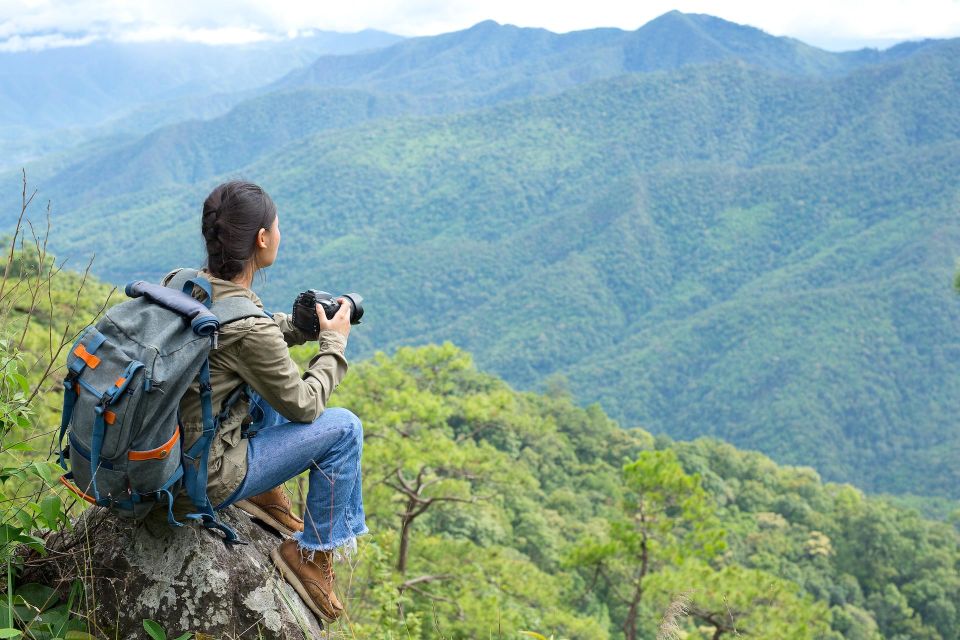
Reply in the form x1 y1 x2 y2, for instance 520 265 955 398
622 536 649 640
623 593 640 640
23 505 327 639
398 514 412 574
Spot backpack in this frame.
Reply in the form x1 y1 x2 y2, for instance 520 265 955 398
56 268 267 544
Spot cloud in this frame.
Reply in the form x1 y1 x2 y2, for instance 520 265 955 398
1 0 959 52
0 31 98 52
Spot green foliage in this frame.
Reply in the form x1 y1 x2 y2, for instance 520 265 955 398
142 619 192 640
566 449 727 639
290 344 960 639
5 259 960 640
648 560 833 639
0 185 114 640
26 36 960 501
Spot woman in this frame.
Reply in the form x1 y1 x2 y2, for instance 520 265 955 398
166 180 366 623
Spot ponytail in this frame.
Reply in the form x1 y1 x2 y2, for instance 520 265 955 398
201 181 277 281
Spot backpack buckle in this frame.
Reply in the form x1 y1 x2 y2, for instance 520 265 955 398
240 415 257 439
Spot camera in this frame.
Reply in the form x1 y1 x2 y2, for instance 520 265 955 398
292 289 364 337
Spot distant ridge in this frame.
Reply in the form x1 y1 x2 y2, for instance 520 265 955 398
272 11 951 99
0 30 404 130
0 29 405 170
22 11 956 203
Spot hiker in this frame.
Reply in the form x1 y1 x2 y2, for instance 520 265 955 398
165 180 367 623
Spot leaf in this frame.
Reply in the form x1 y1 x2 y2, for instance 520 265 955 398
15 583 56 611
0 524 23 546
40 495 61 529
15 509 34 530
0 630 21 639
39 603 69 636
21 534 47 554
142 619 166 640
519 633 549 640
64 632 98 640
31 462 53 485
172 634 192 640
10 373 29 395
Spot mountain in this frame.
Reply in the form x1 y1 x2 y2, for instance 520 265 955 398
0 29 403 169
8 16 960 500
16 14 950 206
0 30 403 130
271 11 940 99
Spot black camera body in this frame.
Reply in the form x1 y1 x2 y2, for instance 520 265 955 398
292 289 364 337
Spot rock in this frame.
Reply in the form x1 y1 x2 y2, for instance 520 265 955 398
29 506 326 639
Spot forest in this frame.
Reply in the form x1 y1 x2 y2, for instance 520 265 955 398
0 203 957 639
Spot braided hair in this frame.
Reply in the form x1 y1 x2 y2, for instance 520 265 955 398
201 181 277 281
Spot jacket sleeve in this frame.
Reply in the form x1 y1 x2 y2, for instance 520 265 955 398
271 311 313 347
235 320 349 423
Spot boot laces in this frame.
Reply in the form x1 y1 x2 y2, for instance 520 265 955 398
297 548 336 584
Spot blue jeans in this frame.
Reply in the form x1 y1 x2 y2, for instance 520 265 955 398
216 393 368 555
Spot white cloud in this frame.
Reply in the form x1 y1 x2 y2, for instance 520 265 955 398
116 25 276 45
1 0 959 52
0 30 97 52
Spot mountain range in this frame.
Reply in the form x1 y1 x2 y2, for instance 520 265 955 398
4 12 960 499
0 29 403 168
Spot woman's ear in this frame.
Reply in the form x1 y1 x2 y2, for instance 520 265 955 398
256 227 268 250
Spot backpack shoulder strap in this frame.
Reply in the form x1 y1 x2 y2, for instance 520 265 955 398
165 267 214 307
166 268 266 323
165 267 198 290
211 295 270 325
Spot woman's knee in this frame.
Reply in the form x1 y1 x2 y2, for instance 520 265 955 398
321 407 363 447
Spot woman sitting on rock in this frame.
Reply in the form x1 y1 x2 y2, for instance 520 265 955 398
165 179 366 624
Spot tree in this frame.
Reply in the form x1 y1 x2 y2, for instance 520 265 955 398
570 449 726 640
650 561 833 639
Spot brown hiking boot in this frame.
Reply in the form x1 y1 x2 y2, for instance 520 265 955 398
270 538 344 623
235 486 304 536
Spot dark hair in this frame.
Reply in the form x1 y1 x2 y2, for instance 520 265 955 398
202 181 277 281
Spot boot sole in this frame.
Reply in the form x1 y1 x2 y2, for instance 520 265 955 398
270 547 339 624
234 500 296 537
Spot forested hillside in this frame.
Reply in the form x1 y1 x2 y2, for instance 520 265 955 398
18 23 960 498
312 342 960 639
1 246 957 638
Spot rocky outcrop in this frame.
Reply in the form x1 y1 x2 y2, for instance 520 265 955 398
30 506 325 639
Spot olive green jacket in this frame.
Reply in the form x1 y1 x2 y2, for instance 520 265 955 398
162 268 349 506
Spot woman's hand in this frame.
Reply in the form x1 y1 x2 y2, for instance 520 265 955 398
316 299 351 340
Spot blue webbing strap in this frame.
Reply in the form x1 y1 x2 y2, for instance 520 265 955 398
182 278 213 309
57 378 78 470
76 377 104 399
87 331 107 354
89 404 109 506
182 358 242 545
83 359 144 506
158 466 185 527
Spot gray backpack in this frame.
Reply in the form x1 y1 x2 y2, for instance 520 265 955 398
56 268 266 544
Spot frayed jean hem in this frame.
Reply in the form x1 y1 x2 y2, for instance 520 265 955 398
294 525 369 561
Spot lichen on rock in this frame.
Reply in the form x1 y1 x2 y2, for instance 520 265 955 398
28 505 326 639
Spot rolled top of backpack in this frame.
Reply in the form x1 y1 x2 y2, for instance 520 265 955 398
125 281 220 336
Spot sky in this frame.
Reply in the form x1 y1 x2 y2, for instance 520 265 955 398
1 0 959 52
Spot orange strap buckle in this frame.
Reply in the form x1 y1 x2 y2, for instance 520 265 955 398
128 428 180 461
73 344 101 369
